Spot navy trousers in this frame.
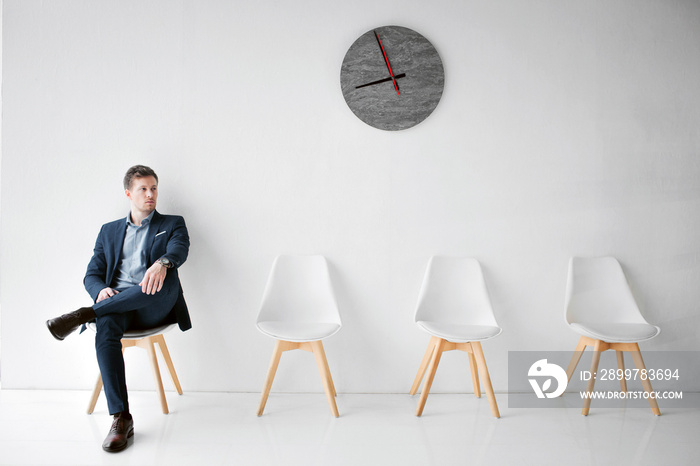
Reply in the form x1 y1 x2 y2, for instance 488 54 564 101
92 273 179 414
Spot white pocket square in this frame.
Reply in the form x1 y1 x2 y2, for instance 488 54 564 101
155 231 167 237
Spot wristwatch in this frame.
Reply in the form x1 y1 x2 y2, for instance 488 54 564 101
156 257 173 269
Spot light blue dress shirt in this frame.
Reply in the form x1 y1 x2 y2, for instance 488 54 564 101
111 211 154 290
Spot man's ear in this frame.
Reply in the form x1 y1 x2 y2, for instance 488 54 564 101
125 189 132 200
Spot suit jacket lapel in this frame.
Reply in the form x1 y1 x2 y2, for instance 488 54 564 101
146 211 163 265
110 218 128 281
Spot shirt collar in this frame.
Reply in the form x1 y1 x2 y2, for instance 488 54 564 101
126 211 155 228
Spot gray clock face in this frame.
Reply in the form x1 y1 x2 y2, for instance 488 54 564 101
340 26 444 131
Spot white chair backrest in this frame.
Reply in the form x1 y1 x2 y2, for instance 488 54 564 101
565 256 647 325
415 256 498 326
257 255 341 325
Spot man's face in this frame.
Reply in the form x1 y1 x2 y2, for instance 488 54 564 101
126 176 158 215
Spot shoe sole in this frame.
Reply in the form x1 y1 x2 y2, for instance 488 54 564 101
102 428 134 453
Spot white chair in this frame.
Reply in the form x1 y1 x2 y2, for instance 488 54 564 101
256 255 342 417
564 256 661 415
86 322 182 415
410 256 501 417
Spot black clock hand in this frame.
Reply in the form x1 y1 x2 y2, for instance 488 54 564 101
374 30 400 95
356 73 406 89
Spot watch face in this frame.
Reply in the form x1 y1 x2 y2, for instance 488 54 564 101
340 26 444 131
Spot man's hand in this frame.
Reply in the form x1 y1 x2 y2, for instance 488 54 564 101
97 287 119 303
140 262 167 295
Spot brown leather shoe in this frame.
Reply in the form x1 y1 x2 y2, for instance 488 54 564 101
46 307 95 340
102 415 134 452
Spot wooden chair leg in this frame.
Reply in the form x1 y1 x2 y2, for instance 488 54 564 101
582 339 603 416
616 350 627 393
87 374 103 414
471 341 500 418
143 336 169 414
154 335 183 395
416 338 446 416
566 336 587 383
468 350 481 398
319 343 337 397
257 340 285 416
410 336 438 396
629 344 661 416
311 341 339 417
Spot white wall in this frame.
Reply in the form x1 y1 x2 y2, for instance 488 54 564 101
2 0 699 393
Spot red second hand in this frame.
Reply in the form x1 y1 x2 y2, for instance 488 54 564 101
375 32 400 95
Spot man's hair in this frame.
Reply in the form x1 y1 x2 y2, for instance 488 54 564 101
123 165 158 190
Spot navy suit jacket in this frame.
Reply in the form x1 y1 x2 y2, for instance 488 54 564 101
84 211 192 331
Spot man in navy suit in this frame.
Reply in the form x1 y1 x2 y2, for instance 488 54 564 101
46 165 191 452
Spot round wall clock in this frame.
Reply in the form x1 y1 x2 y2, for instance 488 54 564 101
340 26 444 131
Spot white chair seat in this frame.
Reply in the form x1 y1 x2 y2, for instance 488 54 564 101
416 321 502 342
86 322 177 339
569 322 660 343
257 321 341 342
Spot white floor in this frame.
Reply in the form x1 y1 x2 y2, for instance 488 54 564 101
0 390 698 466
